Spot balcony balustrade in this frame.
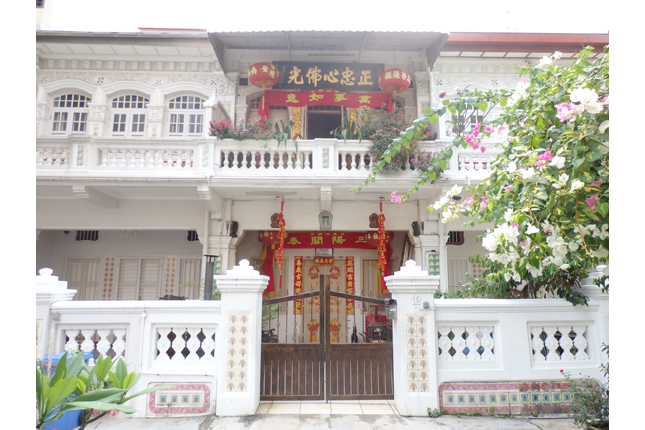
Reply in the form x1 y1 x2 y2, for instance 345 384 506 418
36 136 501 181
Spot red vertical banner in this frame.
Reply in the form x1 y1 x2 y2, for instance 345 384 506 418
346 257 355 315
294 256 303 315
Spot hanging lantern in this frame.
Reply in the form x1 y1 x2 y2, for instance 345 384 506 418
249 62 279 91
378 68 411 98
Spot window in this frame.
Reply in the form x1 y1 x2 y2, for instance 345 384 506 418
36 0 45 8
116 258 162 300
247 95 288 124
110 94 149 136
51 94 91 135
66 258 101 301
168 95 205 136
449 104 483 135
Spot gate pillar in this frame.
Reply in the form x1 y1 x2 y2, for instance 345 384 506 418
214 259 268 416
385 260 440 416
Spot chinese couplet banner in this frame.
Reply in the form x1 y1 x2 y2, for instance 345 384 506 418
346 257 355 315
294 256 303 315
257 89 392 119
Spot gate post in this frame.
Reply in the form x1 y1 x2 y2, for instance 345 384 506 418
214 259 268 416
385 260 440 416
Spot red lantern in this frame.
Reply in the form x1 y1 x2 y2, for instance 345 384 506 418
378 68 411 98
249 62 279 91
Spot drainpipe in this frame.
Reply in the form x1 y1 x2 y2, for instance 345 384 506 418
201 201 211 300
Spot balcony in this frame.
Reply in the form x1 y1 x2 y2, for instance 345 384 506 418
36 136 501 182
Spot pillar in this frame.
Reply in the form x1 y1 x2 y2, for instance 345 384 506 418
214 259 268 416
36 268 77 359
385 260 440 416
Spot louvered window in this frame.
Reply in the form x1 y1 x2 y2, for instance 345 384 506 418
116 258 162 300
66 258 102 300
447 231 465 245
75 231 99 241
178 258 202 299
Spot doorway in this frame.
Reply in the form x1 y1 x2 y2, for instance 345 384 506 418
306 106 342 139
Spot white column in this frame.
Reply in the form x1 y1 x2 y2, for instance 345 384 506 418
214 260 268 416
36 268 77 359
385 260 440 416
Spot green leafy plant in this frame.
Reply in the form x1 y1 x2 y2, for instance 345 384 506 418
75 354 174 429
427 407 441 417
273 119 301 151
562 345 609 429
330 116 361 144
36 352 137 429
357 106 421 173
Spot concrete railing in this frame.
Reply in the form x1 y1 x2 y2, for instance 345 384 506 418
36 136 502 181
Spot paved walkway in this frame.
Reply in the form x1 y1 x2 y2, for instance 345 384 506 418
84 401 580 430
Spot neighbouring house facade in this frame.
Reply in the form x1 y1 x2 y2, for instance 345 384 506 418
36 21 609 417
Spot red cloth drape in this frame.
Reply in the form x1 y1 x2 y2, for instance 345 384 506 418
258 89 392 119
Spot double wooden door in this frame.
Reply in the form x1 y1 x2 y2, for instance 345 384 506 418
260 274 394 400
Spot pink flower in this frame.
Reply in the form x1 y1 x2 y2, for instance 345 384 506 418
585 193 599 213
504 185 512 191
544 229 553 233
465 197 473 205
390 191 402 204
538 151 553 162
439 92 447 99
555 102 582 122
471 141 480 150
485 126 494 133
465 133 474 144
480 146 486 153
560 369 564 373
593 180 602 187
520 241 526 247
511 223 519 229
481 197 489 202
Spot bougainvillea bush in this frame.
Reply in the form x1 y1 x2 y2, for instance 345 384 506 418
357 47 609 304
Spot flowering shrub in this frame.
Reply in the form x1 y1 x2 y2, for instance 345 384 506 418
356 47 609 305
209 119 273 140
357 106 421 172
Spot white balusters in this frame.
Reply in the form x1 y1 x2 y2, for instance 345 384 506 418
437 326 452 361
155 327 217 362
438 326 496 361
63 328 127 359
36 148 69 166
572 325 589 361
530 325 589 362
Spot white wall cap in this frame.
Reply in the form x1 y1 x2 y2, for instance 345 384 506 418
225 259 259 276
394 260 428 277
36 267 69 290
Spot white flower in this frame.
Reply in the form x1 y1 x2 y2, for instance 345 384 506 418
504 272 512 282
538 56 553 68
520 168 535 179
568 241 579 252
504 208 514 222
553 51 562 60
549 156 566 169
527 263 542 278
599 120 609 133
433 201 443 211
526 225 540 235
482 233 499 252
559 263 570 270
512 271 521 282
507 161 518 173
450 184 463 195
591 249 609 259
570 88 598 105
570 180 584 191
552 173 569 189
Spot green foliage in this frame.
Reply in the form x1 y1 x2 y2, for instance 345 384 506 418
357 106 422 173
331 115 361 144
357 47 609 304
36 352 172 429
427 407 441 417
209 119 273 140
273 119 301 151
562 345 609 429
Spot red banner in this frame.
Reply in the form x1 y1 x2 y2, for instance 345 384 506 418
346 257 355 315
294 256 303 315
259 231 392 249
258 89 392 119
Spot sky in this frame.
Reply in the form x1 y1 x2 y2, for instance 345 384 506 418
46 0 610 34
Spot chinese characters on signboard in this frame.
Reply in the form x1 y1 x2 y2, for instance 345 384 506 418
273 61 385 92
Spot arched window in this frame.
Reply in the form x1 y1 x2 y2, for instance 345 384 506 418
51 94 91 135
168 95 205 136
110 94 149 137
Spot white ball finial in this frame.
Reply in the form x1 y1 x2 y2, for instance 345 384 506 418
405 260 416 267
39 268 54 277
239 259 250 267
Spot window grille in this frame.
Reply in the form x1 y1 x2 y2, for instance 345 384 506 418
75 231 99 241
447 231 464 245
187 231 199 241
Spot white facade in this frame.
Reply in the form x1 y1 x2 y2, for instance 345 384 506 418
35 30 608 301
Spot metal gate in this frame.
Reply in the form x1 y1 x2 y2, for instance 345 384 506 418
260 274 394 400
